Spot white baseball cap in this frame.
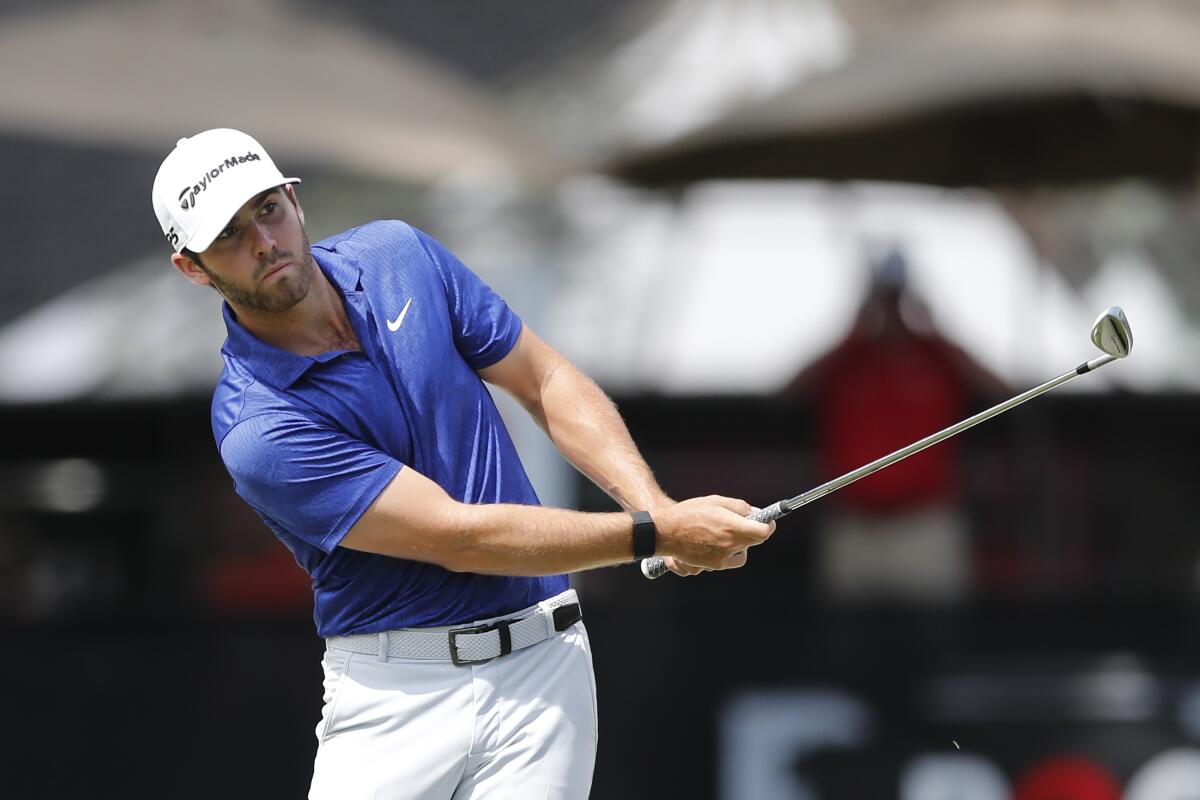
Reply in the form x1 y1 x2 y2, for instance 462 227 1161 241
151 128 300 253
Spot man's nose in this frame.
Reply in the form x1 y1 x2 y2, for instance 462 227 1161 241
248 221 277 258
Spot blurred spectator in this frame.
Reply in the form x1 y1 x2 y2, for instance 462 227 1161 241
781 248 1006 604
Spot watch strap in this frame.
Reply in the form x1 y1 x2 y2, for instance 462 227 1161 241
630 510 657 559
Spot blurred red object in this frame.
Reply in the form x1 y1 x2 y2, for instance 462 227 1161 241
1013 755 1121 800
783 249 1006 513
203 546 311 613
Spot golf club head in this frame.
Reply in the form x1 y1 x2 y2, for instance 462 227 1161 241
1091 306 1133 358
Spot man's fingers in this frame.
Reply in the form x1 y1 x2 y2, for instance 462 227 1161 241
719 550 748 570
709 497 776 539
728 509 773 545
656 495 777 570
665 557 707 577
667 554 741 575
705 495 754 517
748 507 777 536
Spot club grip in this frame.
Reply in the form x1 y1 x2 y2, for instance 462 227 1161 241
748 502 786 524
639 555 671 580
639 502 785 580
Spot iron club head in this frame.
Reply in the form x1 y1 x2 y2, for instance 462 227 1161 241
1091 306 1133 358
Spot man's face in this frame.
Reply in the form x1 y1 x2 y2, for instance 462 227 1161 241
186 186 316 312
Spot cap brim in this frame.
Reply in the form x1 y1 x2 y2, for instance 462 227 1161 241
183 176 301 254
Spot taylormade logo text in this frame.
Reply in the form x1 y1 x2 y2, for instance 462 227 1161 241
177 151 262 210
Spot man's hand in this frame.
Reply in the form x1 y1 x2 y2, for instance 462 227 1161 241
659 555 731 577
650 496 775 573
644 498 705 576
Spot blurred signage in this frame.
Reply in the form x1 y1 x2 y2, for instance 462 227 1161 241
720 670 1200 799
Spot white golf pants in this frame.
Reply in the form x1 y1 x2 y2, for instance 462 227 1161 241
309 609 598 799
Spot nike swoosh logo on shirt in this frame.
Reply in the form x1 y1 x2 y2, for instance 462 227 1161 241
387 298 413 332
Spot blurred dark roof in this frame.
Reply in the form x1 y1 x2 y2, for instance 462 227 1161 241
293 0 645 86
609 1 1200 188
0 132 425 328
0 134 162 326
0 0 646 87
0 0 648 324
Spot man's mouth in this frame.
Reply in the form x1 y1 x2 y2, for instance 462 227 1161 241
260 261 292 281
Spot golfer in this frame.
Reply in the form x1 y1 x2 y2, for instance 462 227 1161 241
152 128 773 799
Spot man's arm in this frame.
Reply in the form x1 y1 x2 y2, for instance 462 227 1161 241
477 326 670 513
341 325 776 575
478 325 748 576
339 464 770 576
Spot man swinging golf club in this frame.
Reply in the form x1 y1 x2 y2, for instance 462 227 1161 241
152 128 775 799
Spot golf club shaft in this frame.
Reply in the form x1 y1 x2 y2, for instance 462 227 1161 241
641 352 1117 580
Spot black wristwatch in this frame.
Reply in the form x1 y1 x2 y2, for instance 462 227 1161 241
630 510 656 558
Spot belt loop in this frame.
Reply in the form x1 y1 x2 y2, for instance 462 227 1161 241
377 631 389 662
497 622 512 657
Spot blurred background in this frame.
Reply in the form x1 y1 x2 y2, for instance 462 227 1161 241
3 0 1200 797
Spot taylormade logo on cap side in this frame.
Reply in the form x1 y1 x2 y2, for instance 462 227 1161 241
177 151 262 211
153 129 301 253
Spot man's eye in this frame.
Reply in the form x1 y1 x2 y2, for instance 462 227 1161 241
261 202 277 216
217 226 236 240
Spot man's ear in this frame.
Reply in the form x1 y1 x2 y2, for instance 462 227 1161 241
284 183 305 225
171 252 212 287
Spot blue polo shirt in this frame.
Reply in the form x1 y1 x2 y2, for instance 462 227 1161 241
211 220 568 637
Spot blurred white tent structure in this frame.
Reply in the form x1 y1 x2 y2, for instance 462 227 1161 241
521 0 853 161
548 178 1200 395
1 0 1197 403
0 256 225 401
0 0 565 185
532 0 1200 394
610 0 1200 186
0 0 568 402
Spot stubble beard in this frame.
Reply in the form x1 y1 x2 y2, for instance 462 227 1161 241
204 227 316 313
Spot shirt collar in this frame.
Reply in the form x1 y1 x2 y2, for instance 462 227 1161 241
219 253 363 390
314 246 363 294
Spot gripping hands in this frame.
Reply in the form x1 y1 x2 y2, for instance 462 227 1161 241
641 496 776 579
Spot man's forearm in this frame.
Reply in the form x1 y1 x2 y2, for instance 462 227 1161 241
529 360 670 511
446 503 638 576
343 467 639 574
341 466 768 575
447 496 763 576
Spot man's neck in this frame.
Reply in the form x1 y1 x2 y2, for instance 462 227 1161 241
233 268 361 356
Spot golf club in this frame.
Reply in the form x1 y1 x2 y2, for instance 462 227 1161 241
641 306 1133 580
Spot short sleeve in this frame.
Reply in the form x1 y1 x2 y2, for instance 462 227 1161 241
219 412 404 553
414 228 522 369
